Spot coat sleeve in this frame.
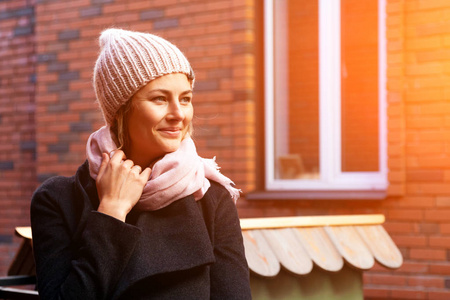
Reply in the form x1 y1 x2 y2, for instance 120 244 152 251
30 177 142 300
209 186 252 300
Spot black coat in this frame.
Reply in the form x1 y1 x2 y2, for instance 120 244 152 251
30 161 252 300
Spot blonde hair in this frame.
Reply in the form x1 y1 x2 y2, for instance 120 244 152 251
111 100 133 153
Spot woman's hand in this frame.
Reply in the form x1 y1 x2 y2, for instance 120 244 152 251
96 150 151 222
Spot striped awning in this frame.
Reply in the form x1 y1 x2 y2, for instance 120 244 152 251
240 214 402 277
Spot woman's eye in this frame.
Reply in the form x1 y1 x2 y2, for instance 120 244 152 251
151 96 165 102
180 97 191 104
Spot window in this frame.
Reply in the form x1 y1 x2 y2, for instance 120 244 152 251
264 0 387 192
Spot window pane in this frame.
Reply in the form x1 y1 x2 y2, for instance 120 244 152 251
273 0 320 179
341 0 379 172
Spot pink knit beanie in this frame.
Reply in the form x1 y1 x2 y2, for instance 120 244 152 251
93 28 194 125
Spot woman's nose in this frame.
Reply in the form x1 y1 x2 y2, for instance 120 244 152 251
167 101 184 120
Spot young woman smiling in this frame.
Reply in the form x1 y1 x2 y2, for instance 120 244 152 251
30 28 251 299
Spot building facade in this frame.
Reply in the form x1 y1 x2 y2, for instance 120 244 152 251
1 0 450 298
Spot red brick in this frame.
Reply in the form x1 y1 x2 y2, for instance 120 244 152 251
206 1 232 11
364 276 393 292
165 6 187 17
407 117 445 129
406 170 444 182
386 184 405 196
424 209 450 222
388 157 403 169
388 52 404 65
40 1 77 11
407 275 444 288
405 37 441 51
406 128 450 142
417 20 450 36
391 234 427 247
406 89 444 102
368 273 407 286
398 261 429 273
428 290 450 300
429 236 450 248
407 183 450 195
388 170 404 183
128 0 177 10
55 9 79 20
407 143 444 155
440 223 450 234
390 196 435 209
417 223 440 234
436 196 450 207
36 33 58 43
389 209 423 221
410 248 446 261
405 10 444 25
390 287 427 299
387 1 402 13
103 2 128 14
387 40 404 52
417 49 450 63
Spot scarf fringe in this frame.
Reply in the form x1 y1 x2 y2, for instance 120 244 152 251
202 157 241 204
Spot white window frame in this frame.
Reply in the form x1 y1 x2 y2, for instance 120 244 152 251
264 0 388 191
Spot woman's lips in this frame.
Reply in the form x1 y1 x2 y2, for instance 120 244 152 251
158 128 181 138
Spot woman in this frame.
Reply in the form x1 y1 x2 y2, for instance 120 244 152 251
30 28 252 299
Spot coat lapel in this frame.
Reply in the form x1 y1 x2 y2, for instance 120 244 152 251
113 195 215 297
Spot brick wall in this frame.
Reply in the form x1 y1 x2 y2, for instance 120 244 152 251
364 1 450 298
2 0 450 298
0 0 36 275
238 1 450 299
34 0 256 192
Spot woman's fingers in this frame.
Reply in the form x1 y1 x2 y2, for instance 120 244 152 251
110 149 126 164
97 153 110 180
121 159 134 172
140 167 152 181
131 165 142 174
96 150 152 221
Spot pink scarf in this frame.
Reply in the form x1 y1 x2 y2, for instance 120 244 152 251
86 126 240 210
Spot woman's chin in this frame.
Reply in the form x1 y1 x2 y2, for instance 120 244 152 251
159 141 183 155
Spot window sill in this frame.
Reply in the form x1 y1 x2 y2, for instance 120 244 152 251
245 190 387 200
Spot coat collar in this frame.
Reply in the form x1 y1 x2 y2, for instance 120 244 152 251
74 161 215 297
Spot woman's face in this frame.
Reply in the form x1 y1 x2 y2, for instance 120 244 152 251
126 73 193 167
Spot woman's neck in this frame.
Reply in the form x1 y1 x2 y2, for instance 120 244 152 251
126 149 164 169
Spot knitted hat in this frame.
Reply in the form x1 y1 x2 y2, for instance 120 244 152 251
93 28 194 125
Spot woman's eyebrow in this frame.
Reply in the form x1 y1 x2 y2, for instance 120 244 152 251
146 89 169 95
147 89 193 95
180 89 193 95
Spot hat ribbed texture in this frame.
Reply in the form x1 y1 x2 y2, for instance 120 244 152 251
93 28 194 125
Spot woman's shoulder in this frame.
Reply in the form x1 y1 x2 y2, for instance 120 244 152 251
201 180 237 212
39 174 75 190
206 180 231 199
31 174 76 208
31 161 90 208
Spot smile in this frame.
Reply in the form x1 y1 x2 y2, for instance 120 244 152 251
158 128 182 138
